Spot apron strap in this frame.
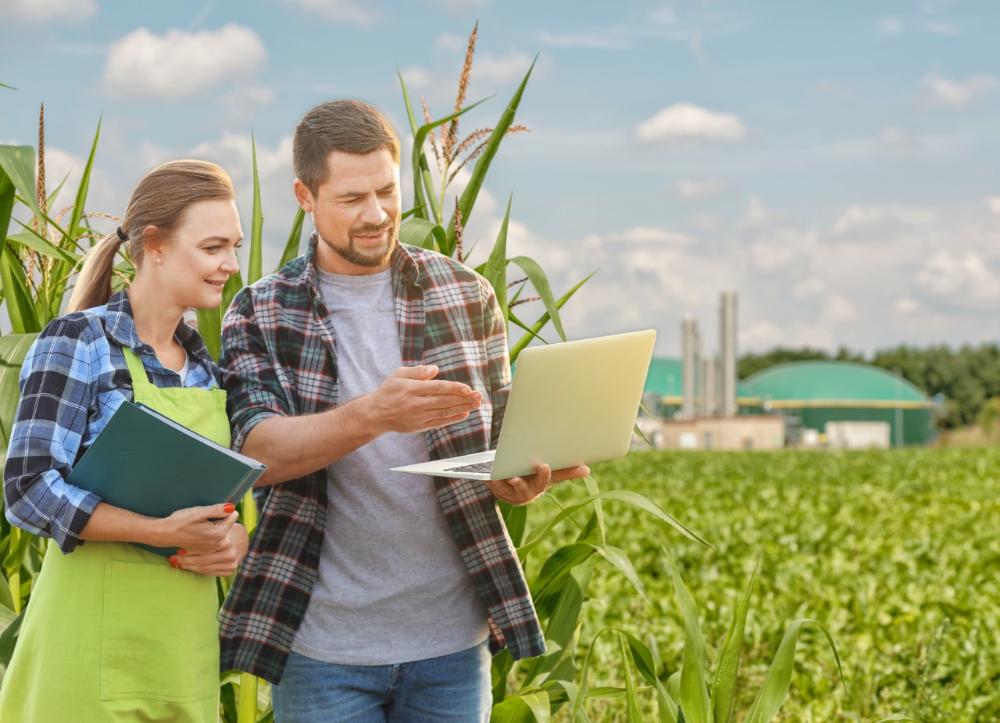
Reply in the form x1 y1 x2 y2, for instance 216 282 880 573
122 346 151 386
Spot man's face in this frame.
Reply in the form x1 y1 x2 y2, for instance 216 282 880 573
294 148 401 275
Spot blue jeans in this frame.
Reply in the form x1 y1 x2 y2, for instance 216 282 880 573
272 642 493 722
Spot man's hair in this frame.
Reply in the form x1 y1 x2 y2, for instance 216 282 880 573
293 99 401 195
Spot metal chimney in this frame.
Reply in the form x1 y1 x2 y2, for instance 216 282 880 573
719 292 738 417
701 355 718 418
681 315 700 419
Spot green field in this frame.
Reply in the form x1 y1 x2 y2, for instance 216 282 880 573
532 446 1000 721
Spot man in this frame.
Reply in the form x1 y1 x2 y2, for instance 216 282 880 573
219 99 588 722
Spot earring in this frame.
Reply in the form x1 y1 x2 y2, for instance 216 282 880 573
156 256 163 265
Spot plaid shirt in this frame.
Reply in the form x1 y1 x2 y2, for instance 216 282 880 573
218 236 544 683
3 291 219 553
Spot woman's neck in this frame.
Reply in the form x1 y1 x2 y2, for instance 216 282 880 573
126 281 184 350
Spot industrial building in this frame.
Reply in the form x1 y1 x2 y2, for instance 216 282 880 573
642 292 937 449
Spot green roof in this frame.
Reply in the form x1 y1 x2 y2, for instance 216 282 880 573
644 357 758 401
742 361 930 405
645 357 683 396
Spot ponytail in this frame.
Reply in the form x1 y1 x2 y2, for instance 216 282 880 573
67 231 126 312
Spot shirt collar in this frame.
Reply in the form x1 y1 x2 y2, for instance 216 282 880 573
303 232 421 291
104 289 215 366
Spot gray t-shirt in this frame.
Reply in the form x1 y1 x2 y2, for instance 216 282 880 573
291 267 490 665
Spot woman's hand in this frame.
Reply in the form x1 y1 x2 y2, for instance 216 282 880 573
151 502 238 553
170 522 249 577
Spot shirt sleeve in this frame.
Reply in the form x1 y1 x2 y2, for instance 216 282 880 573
480 277 512 449
3 316 103 553
220 287 292 452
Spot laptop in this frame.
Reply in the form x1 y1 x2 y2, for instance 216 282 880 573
392 329 656 481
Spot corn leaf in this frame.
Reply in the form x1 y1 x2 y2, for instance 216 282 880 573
9 224 78 265
711 559 759 723
744 619 845 723
398 217 445 251
622 631 680 723
0 239 39 333
278 207 306 269
248 134 264 285
482 194 511 320
446 58 536 252
520 490 711 555
669 556 711 723
0 333 37 468
491 692 551 723
510 255 565 341
0 146 40 220
619 634 644 723
509 271 596 362
397 70 440 224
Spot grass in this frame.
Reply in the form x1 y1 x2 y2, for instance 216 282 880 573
530 446 1000 721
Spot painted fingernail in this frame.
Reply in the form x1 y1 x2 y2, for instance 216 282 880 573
169 556 178 567
177 549 187 556
223 503 235 513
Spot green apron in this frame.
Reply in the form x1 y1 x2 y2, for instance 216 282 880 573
0 346 230 722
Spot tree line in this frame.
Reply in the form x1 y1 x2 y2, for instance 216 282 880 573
738 344 1000 429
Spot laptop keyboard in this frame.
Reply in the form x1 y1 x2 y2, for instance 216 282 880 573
444 461 495 474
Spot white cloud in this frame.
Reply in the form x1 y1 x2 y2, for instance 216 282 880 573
916 251 1000 305
425 0 487 10
987 197 1000 215
584 226 692 245
400 66 433 91
792 277 826 299
222 85 276 115
824 295 856 323
434 33 467 51
894 297 920 314
650 6 677 25
538 31 630 50
924 20 959 36
473 52 535 85
879 17 904 36
675 178 727 200
636 103 747 144
878 125 921 151
283 0 378 26
832 204 935 235
0 0 96 23
103 25 267 100
922 72 997 109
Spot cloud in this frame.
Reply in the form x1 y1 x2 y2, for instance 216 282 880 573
878 125 921 152
922 72 996 109
103 25 267 100
0 0 96 23
916 251 1000 306
584 226 692 245
434 32 467 51
424 0 487 10
538 31 630 50
399 66 433 91
832 204 935 235
221 85 275 115
924 20 959 35
675 178 727 200
878 17 904 36
473 52 535 85
636 103 747 144
987 197 1000 215
894 297 920 314
283 0 378 26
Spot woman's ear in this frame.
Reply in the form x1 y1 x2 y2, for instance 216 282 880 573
140 224 164 262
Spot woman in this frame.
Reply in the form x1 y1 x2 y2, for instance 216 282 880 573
0 160 248 722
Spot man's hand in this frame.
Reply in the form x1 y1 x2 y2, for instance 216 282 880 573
367 365 482 435
486 463 591 506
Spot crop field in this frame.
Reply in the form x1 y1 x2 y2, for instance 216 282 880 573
531 446 1000 721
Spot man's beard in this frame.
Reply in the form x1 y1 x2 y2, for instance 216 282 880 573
324 220 398 268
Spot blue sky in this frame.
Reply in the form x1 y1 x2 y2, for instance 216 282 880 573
2 0 998 357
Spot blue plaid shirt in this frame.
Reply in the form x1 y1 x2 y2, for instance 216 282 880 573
3 291 220 553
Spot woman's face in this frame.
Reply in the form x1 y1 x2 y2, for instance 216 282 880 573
149 199 242 309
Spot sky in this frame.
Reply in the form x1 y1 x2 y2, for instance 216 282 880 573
1 0 998 359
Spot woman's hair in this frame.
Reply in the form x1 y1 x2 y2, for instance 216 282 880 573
67 159 235 313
